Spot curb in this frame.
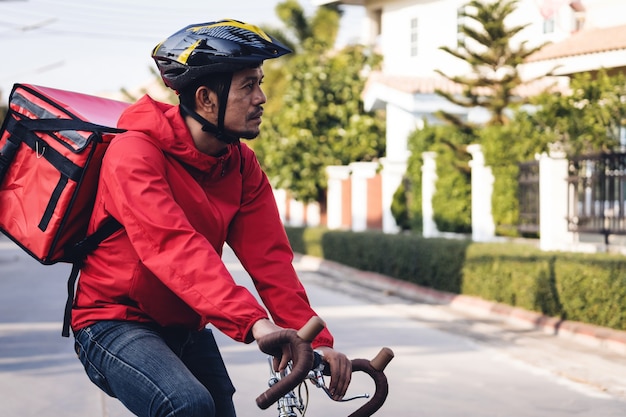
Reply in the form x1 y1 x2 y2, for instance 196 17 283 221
294 254 626 357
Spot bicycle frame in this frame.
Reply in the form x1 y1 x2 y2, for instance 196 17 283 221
255 317 394 417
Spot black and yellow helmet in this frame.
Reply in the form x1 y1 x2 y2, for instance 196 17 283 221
152 19 292 92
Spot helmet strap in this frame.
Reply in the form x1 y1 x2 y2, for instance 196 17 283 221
215 74 234 142
179 74 239 145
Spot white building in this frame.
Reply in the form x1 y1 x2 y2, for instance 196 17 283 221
314 0 626 233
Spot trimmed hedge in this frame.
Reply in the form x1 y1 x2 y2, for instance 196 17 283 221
285 226 626 332
320 230 469 294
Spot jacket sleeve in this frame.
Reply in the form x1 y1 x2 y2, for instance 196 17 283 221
101 134 269 343
226 145 334 348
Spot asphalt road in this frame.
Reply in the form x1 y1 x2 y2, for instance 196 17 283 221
1 235 626 416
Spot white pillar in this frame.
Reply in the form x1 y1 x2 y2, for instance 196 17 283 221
350 161 379 232
468 144 496 242
422 151 439 238
288 198 305 227
325 165 351 230
273 188 287 224
539 146 575 251
305 201 320 227
380 157 408 234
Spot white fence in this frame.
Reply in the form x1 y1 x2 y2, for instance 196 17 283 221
422 145 624 253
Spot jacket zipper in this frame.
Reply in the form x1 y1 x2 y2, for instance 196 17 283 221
219 157 226 177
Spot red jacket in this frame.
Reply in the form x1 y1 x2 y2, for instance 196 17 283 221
71 95 333 347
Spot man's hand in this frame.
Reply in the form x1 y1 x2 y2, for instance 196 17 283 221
315 346 352 401
251 318 283 340
251 319 291 371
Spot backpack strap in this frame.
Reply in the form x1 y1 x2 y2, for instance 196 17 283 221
61 217 123 337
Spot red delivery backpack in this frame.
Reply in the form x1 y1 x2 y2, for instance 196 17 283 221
0 83 130 336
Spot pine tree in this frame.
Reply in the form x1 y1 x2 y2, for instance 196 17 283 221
417 0 552 235
435 0 549 128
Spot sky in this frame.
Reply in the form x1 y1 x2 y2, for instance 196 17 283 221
0 0 364 103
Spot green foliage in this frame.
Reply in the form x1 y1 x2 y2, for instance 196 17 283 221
478 70 626 235
254 1 386 204
523 70 626 155
275 0 341 52
554 254 626 329
461 245 626 330
400 123 472 233
284 226 326 258
390 179 411 231
320 230 470 293
462 243 561 315
479 123 550 236
397 0 549 235
286 228 626 331
432 144 472 233
436 0 549 128
400 123 438 232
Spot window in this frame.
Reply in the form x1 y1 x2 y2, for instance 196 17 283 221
410 17 418 57
569 1 586 33
543 17 555 34
573 13 585 32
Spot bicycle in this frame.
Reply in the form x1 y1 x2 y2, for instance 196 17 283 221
255 316 394 417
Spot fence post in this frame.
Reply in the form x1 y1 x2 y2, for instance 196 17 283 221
539 147 575 251
468 144 496 242
422 151 439 237
325 165 352 230
349 161 380 232
288 198 305 227
273 188 287 224
380 157 408 234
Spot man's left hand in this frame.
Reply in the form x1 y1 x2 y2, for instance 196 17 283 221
315 346 352 401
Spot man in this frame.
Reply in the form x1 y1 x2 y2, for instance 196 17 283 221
71 19 351 417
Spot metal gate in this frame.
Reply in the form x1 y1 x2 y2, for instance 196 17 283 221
567 152 626 241
518 160 540 234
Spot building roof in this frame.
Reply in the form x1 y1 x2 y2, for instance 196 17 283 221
364 71 567 98
527 24 626 62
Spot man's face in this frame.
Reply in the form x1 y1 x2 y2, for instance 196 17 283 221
223 66 267 140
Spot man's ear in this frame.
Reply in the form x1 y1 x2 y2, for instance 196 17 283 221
195 86 218 118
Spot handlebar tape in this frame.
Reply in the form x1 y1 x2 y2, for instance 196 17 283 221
255 317 325 409
348 356 391 417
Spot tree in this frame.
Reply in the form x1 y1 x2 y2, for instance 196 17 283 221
522 70 626 155
118 1 385 212
414 0 551 235
435 0 549 128
253 1 386 208
400 122 473 234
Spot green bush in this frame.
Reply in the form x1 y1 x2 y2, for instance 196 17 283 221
318 229 469 293
403 123 472 234
284 226 326 258
285 227 626 332
431 146 471 233
390 179 411 231
554 254 626 330
462 243 562 316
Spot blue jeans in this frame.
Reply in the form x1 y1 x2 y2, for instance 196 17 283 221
74 321 236 417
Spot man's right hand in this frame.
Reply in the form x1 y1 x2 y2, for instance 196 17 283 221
251 319 291 371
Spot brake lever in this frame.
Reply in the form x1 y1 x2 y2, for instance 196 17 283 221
307 360 370 402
